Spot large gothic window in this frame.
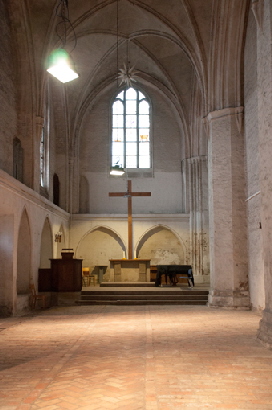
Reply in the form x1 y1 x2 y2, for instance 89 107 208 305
111 87 151 169
40 127 45 187
40 83 50 193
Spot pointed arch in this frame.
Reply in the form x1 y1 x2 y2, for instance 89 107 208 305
135 224 187 264
75 226 126 278
56 224 66 258
40 217 53 269
75 225 126 257
17 209 31 295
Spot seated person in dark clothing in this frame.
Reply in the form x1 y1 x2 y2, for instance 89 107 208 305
155 265 194 287
187 268 195 287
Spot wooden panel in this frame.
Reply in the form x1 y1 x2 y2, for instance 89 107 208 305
38 268 52 292
50 258 82 291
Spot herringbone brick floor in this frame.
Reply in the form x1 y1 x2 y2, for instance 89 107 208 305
0 305 272 409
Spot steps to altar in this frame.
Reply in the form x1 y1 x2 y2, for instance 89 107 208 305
76 282 209 305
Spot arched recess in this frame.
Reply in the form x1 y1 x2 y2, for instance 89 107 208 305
40 217 53 269
76 226 126 279
136 225 186 265
56 225 65 258
17 209 31 295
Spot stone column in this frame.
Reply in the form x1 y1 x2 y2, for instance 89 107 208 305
34 116 44 193
189 156 210 283
207 107 249 308
181 158 190 214
254 0 272 347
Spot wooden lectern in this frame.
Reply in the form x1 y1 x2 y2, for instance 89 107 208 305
50 250 82 291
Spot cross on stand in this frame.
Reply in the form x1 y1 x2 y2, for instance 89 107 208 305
109 180 151 259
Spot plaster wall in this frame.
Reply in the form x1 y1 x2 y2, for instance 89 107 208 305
0 170 70 315
80 172 183 214
78 86 183 214
71 213 192 281
137 228 185 265
244 9 264 312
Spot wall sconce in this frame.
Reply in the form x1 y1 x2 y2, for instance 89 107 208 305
55 232 62 242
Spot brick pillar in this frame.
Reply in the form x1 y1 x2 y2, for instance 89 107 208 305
207 107 249 309
254 0 272 347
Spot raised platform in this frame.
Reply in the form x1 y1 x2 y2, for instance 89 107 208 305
76 283 209 305
101 282 155 287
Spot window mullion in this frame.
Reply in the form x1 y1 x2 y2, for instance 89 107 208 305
124 91 127 168
136 90 139 168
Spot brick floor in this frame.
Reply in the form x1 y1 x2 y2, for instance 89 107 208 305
0 305 272 409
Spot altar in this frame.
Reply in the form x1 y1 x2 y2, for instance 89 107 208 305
109 259 151 282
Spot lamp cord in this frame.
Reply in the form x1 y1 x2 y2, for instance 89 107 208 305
116 0 119 89
55 0 77 53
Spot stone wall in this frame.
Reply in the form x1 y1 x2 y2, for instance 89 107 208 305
244 8 265 312
0 0 17 176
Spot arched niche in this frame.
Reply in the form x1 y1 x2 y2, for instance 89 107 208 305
56 225 65 258
77 227 125 280
40 217 53 269
17 209 31 295
136 226 185 265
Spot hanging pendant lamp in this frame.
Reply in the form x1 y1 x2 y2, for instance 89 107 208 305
47 0 78 83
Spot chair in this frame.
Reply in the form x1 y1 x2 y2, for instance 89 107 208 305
29 284 48 309
82 267 91 287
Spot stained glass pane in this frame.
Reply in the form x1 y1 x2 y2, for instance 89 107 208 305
139 100 149 114
126 115 137 128
113 100 124 114
139 156 150 168
139 115 149 128
117 90 124 100
139 142 150 156
139 91 145 100
112 128 124 142
126 129 137 142
139 131 149 142
112 142 124 157
126 100 137 114
112 155 124 168
112 87 151 170
126 142 137 155
126 156 137 168
113 114 123 127
126 88 137 100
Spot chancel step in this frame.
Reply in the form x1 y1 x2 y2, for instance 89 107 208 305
100 282 155 287
76 285 209 305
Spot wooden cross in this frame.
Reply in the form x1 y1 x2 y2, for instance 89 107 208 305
109 180 151 259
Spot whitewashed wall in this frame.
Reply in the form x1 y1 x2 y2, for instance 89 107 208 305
0 170 70 315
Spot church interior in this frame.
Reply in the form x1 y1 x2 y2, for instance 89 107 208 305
2 0 272 407
1 0 272 395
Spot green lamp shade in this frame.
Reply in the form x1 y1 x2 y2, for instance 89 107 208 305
47 49 78 83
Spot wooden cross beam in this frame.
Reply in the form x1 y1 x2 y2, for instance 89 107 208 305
109 180 151 259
